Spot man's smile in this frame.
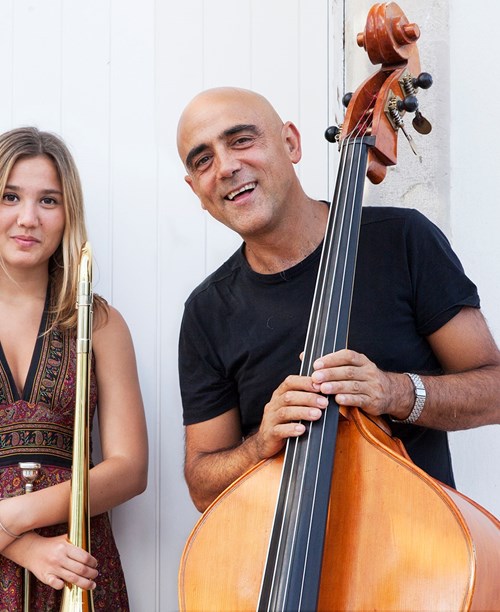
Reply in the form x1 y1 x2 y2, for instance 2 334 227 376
225 182 257 201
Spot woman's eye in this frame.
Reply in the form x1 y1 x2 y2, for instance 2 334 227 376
2 193 18 204
41 197 57 206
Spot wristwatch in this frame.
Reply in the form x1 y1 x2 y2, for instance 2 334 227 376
396 372 426 424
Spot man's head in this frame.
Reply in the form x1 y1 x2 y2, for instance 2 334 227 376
177 87 304 240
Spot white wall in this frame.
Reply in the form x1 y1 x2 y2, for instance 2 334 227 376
448 0 500 520
0 1 497 610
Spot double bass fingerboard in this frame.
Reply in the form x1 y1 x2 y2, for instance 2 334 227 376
258 135 375 612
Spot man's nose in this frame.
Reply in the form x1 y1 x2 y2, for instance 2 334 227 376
215 150 241 178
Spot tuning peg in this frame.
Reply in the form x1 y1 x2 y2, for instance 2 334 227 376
397 95 419 113
412 72 433 90
412 110 432 134
325 125 341 143
342 93 353 108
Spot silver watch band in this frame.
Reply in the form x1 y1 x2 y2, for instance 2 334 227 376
393 372 426 424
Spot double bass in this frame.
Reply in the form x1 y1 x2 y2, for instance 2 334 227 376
178 3 500 610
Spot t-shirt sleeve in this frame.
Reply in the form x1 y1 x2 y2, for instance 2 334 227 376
178 300 239 426
405 209 480 336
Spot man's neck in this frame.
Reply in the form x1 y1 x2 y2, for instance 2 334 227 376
244 199 328 274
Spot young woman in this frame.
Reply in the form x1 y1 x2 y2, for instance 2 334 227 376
0 127 148 610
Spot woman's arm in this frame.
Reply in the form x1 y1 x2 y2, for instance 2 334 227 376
1 305 148 578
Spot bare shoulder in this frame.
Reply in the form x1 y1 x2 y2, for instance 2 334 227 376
90 304 143 408
92 304 135 356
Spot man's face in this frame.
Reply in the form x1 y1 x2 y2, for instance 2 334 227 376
177 89 301 240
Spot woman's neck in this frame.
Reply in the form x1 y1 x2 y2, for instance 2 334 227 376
0 267 49 304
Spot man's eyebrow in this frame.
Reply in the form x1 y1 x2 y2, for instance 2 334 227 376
185 124 260 171
185 144 208 172
223 124 259 137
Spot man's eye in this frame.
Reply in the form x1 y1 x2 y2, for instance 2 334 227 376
195 155 211 168
234 136 253 146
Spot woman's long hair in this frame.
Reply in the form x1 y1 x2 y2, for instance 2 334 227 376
0 127 107 329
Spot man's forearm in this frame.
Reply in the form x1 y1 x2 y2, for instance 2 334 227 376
185 434 262 512
393 366 500 430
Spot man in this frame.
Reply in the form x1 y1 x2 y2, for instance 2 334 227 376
177 86 500 513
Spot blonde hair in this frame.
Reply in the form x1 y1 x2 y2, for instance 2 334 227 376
0 127 107 329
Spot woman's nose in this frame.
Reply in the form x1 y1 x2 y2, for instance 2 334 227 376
17 202 39 228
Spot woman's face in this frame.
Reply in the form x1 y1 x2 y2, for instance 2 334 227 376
0 154 65 275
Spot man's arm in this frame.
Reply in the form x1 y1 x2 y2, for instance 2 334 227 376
414 306 500 429
312 307 500 429
185 307 500 511
184 375 328 512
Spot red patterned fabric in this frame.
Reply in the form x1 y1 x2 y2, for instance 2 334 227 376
0 294 129 611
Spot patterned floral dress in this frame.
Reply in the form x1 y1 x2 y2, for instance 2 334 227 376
0 294 130 611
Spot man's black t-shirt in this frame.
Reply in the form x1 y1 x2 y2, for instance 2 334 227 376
179 206 480 486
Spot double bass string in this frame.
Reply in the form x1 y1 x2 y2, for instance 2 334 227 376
257 137 357 610
295 132 369 610
266 129 368 608
261 110 371 609
290 140 356 607
299 105 373 376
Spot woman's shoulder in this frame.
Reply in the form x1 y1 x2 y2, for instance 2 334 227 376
92 302 133 351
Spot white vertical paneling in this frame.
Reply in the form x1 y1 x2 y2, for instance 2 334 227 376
10 0 62 130
0 1 14 132
0 2 498 611
60 1 112 298
202 0 253 273
106 2 158 610
204 0 252 88
296 0 330 200
250 0 300 115
155 2 208 610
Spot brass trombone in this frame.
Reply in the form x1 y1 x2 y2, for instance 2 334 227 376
60 242 95 612
18 461 41 612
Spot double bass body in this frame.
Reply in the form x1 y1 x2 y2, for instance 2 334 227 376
179 408 500 611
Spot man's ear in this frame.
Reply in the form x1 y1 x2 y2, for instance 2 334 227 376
185 174 194 191
282 121 302 164
184 175 207 210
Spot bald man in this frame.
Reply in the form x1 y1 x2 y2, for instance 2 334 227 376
177 87 500 512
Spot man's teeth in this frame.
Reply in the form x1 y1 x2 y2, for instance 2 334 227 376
227 183 256 201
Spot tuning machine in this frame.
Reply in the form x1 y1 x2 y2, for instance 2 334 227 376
383 70 433 155
324 91 353 146
324 125 341 144
400 71 433 135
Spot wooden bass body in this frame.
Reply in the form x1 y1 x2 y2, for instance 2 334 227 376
179 408 500 611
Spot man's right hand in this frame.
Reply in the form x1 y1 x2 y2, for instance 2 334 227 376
184 374 327 512
254 374 328 460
